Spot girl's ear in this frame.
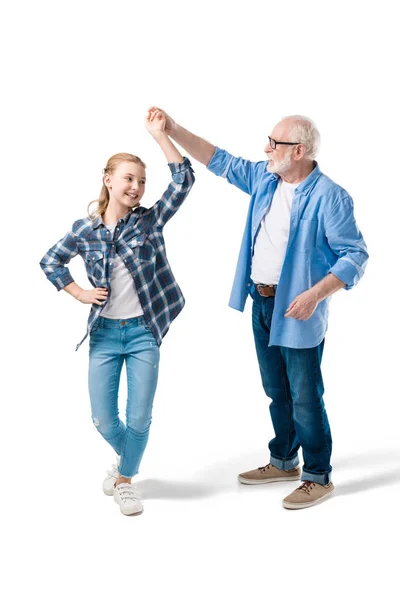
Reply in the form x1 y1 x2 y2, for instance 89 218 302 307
103 174 111 189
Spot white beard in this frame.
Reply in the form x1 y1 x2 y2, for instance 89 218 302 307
267 148 293 175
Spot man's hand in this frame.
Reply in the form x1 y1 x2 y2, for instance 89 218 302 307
147 106 176 135
77 287 108 305
284 290 319 320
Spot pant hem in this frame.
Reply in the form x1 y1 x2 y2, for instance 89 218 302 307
270 454 299 471
117 469 138 479
302 469 332 485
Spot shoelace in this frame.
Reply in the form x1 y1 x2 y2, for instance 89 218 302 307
258 464 272 473
297 481 315 494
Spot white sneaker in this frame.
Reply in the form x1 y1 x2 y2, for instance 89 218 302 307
102 455 120 496
113 483 143 516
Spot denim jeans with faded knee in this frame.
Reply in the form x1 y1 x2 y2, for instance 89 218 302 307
88 316 160 478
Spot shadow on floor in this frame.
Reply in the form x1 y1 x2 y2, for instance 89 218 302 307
334 469 400 496
135 478 221 501
135 448 400 500
333 449 400 470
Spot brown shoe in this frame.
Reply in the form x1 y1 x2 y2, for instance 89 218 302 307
238 463 301 485
282 481 334 509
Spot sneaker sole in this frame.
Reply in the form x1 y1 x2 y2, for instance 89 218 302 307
103 486 115 497
282 487 335 510
238 474 301 485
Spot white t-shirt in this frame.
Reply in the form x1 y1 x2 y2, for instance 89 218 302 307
251 179 297 285
100 225 144 319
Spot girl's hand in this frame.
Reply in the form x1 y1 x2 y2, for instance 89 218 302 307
145 109 167 135
147 106 176 134
77 287 108 305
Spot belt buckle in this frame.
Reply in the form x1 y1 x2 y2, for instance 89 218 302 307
257 284 275 297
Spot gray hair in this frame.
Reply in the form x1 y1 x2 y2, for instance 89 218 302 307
282 115 321 160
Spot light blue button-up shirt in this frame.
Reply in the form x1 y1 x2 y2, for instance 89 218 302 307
207 147 368 349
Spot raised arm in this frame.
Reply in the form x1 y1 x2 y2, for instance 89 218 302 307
147 106 266 196
141 111 195 228
147 106 216 166
145 109 185 163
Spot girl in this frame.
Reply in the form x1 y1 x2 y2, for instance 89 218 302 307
40 111 195 515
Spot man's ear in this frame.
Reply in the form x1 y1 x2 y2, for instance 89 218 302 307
294 144 306 161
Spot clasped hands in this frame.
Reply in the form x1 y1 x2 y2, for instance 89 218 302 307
146 105 318 321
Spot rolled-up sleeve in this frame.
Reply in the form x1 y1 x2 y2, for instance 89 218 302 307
39 229 79 291
326 195 369 290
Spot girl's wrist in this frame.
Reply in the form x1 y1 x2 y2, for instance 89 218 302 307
65 282 83 300
150 130 168 141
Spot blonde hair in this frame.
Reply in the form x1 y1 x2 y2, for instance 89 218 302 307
88 153 147 218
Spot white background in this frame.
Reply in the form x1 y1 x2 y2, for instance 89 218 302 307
2 0 399 598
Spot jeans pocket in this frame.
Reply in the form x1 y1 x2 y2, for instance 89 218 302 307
90 323 102 340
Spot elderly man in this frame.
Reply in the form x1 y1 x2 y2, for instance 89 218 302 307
147 107 368 509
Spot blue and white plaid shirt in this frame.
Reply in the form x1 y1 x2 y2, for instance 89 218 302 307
40 157 195 350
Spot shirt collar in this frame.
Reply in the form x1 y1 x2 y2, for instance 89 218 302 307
292 161 321 195
270 161 321 195
91 209 136 230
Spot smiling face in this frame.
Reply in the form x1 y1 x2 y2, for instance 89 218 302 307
264 120 297 175
104 161 146 210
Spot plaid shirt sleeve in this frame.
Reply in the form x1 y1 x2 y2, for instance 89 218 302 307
40 227 80 291
145 157 195 228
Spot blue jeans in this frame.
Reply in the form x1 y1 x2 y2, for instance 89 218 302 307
88 316 160 478
252 290 332 484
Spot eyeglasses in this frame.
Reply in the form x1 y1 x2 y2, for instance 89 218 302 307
268 136 301 150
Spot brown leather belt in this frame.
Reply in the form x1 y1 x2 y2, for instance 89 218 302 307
256 284 276 297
